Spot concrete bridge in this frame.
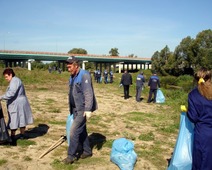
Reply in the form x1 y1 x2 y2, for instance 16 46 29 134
0 50 152 73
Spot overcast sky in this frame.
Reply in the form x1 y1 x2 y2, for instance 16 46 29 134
0 0 211 58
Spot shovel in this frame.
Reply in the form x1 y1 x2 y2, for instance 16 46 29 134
39 135 67 159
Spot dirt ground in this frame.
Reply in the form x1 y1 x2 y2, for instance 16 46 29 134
0 82 171 170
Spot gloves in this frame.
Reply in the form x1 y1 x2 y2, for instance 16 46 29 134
181 105 187 112
84 111 92 119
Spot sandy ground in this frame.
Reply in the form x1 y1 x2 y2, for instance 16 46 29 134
0 83 171 170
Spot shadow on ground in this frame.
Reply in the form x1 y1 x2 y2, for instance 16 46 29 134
89 132 106 150
24 124 49 139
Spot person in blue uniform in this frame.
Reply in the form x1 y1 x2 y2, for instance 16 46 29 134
187 67 212 170
103 69 108 84
147 71 160 103
63 56 98 164
96 69 101 83
109 70 113 83
136 72 145 102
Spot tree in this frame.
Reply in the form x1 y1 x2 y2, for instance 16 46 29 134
68 48 87 54
128 54 137 58
109 48 119 56
151 46 171 76
191 29 212 70
151 29 212 76
173 36 194 75
151 51 160 72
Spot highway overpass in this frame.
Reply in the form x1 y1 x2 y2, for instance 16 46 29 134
0 50 152 72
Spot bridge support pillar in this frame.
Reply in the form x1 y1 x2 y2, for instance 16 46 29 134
28 59 33 71
82 61 88 70
118 63 122 73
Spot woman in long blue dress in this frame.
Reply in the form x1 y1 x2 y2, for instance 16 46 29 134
0 68 33 145
187 67 212 170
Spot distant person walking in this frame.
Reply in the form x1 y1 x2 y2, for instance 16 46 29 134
109 70 114 83
136 72 145 102
147 71 160 103
0 68 33 145
187 67 212 170
103 69 108 84
96 69 101 83
120 70 132 99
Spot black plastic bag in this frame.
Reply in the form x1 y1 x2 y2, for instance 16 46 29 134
0 103 10 143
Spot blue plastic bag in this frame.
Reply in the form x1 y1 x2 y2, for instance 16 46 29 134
167 112 194 170
66 114 74 146
156 89 165 103
110 138 137 170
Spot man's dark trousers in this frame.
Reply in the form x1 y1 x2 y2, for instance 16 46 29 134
68 108 91 159
123 85 130 99
147 89 157 103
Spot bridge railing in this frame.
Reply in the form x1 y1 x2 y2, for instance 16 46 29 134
0 50 150 60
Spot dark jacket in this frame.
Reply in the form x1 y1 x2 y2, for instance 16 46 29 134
136 74 145 87
148 75 160 89
187 88 212 169
120 72 132 86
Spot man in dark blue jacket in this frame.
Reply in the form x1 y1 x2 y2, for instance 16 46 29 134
63 56 98 164
103 69 108 84
136 72 145 102
147 71 160 103
120 70 132 99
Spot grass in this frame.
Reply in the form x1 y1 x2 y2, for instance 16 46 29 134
17 139 36 147
0 159 7 166
0 67 194 170
138 131 155 141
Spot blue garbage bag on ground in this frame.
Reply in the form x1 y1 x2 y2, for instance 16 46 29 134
110 138 137 170
167 112 194 170
66 114 74 146
156 89 165 103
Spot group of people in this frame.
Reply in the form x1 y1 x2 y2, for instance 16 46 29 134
1 58 212 169
48 66 62 74
120 70 160 103
0 57 98 164
94 69 113 84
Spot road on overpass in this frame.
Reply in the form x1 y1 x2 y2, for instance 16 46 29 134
0 50 152 72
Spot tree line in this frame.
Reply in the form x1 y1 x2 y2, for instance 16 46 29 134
151 29 212 76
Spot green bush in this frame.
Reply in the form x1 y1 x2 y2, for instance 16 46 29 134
176 75 194 92
160 76 178 88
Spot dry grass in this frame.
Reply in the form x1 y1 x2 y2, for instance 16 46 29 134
0 68 180 170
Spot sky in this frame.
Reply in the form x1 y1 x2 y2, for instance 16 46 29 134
0 0 211 58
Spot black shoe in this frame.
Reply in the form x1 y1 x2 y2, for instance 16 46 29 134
62 157 76 164
10 137 17 146
80 153 92 159
19 134 26 140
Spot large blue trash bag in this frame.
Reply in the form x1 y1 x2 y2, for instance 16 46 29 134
66 114 74 146
110 138 137 170
156 88 165 103
167 112 194 170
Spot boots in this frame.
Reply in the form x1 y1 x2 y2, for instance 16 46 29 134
10 135 17 146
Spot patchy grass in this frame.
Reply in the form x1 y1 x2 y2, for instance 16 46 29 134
17 139 36 147
0 68 192 170
0 159 7 166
